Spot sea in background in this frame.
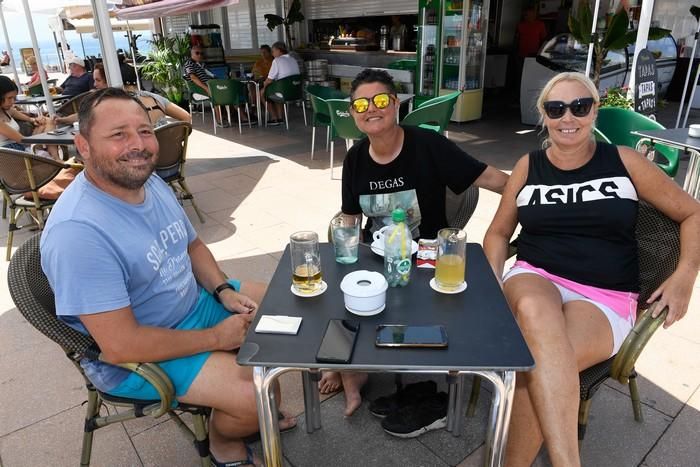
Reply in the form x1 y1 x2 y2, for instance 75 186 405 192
6 30 153 74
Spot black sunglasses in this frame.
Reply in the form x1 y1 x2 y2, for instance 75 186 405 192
542 97 595 119
193 51 203 56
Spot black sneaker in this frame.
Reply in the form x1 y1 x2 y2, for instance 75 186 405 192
369 380 437 418
380 392 448 438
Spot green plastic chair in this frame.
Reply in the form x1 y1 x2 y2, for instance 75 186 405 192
27 79 58 97
307 93 333 160
402 91 460 136
416 90 461 109
206 79 251 135
306 84 347 100
187 81 211 124
326 99 364 180
596 107 679 177
264 74 306 130
593 127 612 143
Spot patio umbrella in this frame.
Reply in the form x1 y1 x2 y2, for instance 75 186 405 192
115 0 238 20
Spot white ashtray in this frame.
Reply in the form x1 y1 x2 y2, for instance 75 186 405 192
689 124 700 138
340 270 388 316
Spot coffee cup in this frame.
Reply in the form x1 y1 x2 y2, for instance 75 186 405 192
372 225 391 245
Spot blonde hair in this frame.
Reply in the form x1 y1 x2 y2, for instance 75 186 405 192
26 56 36 66
536 72 600 148
536 72 599 125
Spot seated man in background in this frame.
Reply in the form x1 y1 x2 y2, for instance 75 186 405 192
261 41 300 126
248 44 273 116
55 56 93 97
41 88 296 467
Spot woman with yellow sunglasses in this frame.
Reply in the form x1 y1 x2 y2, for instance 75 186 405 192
318 69 508 433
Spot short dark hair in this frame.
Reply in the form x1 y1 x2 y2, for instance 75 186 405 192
78 87 149 137
260 44 272 53
0 75 18 100
350 68 397 98
271 41 288 54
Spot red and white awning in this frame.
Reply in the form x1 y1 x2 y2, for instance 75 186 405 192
116 0 239 20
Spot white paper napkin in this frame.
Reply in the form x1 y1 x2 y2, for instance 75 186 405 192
255 315 303 335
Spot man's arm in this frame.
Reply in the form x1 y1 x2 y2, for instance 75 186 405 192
473 165 509 194
189 74 210 96
188 237 257 313
80 305 252 364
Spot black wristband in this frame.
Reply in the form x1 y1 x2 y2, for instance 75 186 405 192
213 282 235 303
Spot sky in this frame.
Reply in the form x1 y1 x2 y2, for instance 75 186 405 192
1 11 56 44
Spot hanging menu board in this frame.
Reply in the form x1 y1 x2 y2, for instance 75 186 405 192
634 48 657 116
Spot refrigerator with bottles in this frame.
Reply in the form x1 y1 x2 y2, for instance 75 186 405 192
415 0 489 122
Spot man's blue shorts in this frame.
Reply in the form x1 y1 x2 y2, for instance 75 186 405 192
107 279 242 403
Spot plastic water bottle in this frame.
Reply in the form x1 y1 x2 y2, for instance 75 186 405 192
383 209 412 287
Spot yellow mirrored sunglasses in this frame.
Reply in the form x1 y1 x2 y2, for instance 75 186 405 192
350 93 395 113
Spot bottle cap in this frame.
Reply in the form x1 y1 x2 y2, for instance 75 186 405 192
391 208 406 223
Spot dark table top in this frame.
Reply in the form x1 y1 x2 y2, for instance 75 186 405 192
21 127 77 146
631 128 700 152
238 243 534 372
15 94 70 105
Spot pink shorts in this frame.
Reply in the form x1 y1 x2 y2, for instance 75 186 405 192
504 261 638 355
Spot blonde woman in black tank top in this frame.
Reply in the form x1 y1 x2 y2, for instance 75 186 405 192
484 72 700 466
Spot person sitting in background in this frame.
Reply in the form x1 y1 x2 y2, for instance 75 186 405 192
55 56 93 97
54 63 191 127
261 41 300 126
24 55 49 89
0 50 10 66
0 75 55 154
251 44 273 81
483 72 700 466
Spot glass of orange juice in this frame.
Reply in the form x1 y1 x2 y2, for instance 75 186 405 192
434 228 467 291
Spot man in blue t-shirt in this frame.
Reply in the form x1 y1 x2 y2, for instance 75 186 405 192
56 56 93 97
40 88 294 467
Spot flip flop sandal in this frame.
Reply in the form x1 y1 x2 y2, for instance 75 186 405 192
210 443 255 467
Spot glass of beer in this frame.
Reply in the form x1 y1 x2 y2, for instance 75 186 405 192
434 228 467 291
290 231 323 294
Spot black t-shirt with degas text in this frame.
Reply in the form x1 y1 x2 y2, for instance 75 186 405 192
341 126 487 239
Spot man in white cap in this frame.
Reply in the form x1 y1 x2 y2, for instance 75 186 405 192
56 56 94 97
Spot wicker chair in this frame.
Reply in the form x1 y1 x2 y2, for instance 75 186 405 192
55 91 93 118
466 201 681 446
7 234 211 467
154 121 205 224
0 147 78 261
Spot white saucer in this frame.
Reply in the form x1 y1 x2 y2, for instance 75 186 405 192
346 303 385 316
429 278 467 294
290 280 327 297
371 240 419 257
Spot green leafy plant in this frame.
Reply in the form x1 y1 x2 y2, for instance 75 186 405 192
264 0 305 49
140 34 191 104
600 86 632 109
568 4 670 87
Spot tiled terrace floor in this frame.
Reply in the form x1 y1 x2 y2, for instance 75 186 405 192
0 95 698 466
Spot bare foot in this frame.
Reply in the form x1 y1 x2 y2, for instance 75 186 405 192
341 372 369 417
279 414 298 431
318 371 342 394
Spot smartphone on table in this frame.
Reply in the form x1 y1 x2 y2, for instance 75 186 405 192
375 325 448 348
316 319 360 364
47 129 66 135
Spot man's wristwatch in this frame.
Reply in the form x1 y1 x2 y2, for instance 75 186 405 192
213 282 235 303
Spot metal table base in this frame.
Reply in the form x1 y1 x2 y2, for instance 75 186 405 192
253 366 516 467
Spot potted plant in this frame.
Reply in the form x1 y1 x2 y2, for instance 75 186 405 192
568 3 669 87
264 0 305 49
600 86 632 109
140 33 190 104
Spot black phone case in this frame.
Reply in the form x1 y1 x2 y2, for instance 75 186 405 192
316 319 360 364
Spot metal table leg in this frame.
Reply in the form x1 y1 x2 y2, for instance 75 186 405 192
451 375 466 437
253 366 289 467
446 372 458 432
479 370 516 467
